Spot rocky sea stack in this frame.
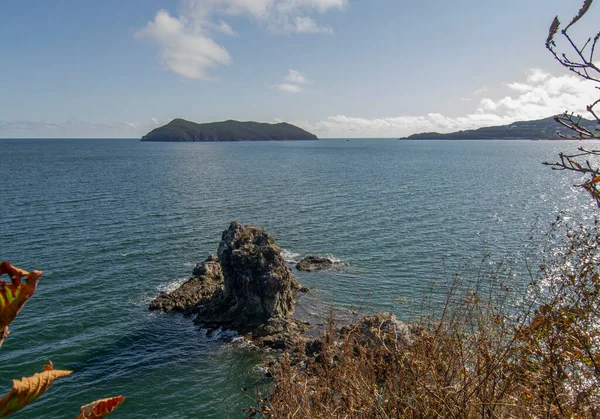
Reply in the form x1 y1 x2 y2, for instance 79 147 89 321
196 222 300 330
150 222 307 349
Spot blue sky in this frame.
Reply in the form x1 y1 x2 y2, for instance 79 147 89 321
0 0 597 138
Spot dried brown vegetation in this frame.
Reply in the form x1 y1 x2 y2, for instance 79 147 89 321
245 2 600 417
247 230 600 418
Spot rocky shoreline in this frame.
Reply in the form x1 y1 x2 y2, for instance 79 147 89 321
149 222 408 357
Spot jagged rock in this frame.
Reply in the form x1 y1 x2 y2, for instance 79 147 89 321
192 253 219 277
149 255 223 315
195 222 300 334
296 255 335 271
289 313 411 365
339 312 412 349
252 316 310 350
150 222 310 350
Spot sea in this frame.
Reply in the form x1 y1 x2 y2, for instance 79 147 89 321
0 138 597 418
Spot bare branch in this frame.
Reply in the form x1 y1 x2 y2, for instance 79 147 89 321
545 0 600 151
565 0 594 30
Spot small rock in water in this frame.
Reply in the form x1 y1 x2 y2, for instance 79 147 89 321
296 255 335 271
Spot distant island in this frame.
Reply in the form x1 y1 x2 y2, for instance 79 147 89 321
400 116 594 140
141 119 318 142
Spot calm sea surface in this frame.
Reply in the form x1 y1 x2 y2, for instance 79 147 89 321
0 138 597 417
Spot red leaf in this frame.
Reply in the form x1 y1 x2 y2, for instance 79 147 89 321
0 261 42 348
0 362 72 417
75 396 125 419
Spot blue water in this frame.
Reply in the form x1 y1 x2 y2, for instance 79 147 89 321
0 138 596 417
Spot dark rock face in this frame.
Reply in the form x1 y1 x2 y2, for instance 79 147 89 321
195 222 300 333
296 255 335 271
150 222 305 350
149 255 223 315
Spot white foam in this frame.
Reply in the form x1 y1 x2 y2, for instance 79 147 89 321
156 276 188 294
308 254 344 265
281 248 301 263
208 327 238 341
321 254 343 264
231 336 260 349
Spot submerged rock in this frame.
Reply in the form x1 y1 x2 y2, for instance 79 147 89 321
296 255 336 271
149 255 223 315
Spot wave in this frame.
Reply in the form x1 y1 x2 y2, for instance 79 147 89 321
137 276 191 307
201 327 238 341
281 249 345 265
280 248 301 263
156 276 189 294
231 336 260 350
318 254 343 264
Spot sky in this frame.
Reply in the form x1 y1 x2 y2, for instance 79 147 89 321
0 0 598 138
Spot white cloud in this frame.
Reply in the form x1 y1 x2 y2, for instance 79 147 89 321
183 0 273 19
527 68 550 84
480 98 498 111
290 16 333 34
299 113 511 138
284 69 308 84
277 83 304 93
296 68 597 137
184 0 346 30
215 20 238 36
135 9 231 80
491 68 596 120
136 0 345 80
277 69 309 93
275 0 346 14
10 68 593 139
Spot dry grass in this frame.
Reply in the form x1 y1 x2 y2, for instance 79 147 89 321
246 220 600 418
